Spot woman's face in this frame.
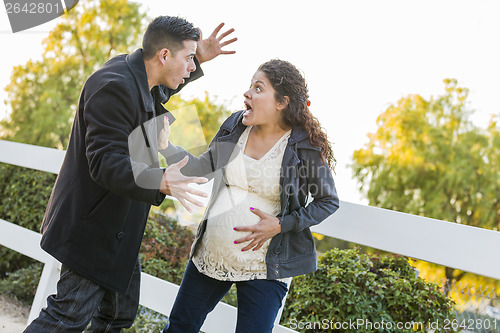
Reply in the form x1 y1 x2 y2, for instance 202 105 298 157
242 71 284 127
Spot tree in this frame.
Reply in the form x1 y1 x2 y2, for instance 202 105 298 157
164 93 232 153
1 0 146 149
351 79 500 292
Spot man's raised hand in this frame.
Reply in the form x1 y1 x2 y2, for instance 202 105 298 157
196 22 237 64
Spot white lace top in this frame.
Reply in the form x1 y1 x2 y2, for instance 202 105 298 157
192 126 291 281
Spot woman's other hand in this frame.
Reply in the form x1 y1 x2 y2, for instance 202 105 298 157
158 116 170 150
233 207 281 251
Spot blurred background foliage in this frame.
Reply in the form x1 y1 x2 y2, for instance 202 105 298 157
0 0 146 148
350 79 499 290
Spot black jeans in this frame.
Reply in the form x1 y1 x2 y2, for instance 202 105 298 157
163 260 288 333
24 259 141 333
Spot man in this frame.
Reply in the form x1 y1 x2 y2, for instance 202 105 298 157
24 16 236 332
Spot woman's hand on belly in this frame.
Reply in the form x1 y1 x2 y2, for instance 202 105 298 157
233 207 281 252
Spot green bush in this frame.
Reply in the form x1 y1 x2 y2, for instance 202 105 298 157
139 210 195 285
0 262 43 304
0 163 56 277
123 305 169 333
282 248 456 332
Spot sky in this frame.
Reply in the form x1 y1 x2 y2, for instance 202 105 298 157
1 0 499 204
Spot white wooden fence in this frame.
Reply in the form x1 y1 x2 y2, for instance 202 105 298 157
1 139 500 332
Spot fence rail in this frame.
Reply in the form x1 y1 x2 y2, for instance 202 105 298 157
1 139 500 332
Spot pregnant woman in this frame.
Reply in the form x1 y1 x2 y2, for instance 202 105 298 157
161 59 339 333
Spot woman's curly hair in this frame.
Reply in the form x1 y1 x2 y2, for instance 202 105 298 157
258 59 336 170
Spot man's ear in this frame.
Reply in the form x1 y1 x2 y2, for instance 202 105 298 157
158 48 170 65
277 96 290 111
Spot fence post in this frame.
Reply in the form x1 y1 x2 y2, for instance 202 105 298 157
27 259 61 325
274 277 293 326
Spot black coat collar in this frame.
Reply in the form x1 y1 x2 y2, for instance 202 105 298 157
125 49 170 114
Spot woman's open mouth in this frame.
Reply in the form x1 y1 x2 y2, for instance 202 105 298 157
243 102 253 117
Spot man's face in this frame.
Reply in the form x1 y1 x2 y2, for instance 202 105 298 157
162 40 197 89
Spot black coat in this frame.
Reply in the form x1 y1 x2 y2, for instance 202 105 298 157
40 49 203 292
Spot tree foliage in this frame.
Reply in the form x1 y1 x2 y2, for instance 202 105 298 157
351 79 499 292
1 0 146 148
164 93 232 153
352 79 499 231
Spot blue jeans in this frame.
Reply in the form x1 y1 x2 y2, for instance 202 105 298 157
24 259 141 333
163 260 288 333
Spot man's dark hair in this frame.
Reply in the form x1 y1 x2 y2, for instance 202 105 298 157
142 16 200 60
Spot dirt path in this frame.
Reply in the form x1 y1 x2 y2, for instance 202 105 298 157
0 296 28 333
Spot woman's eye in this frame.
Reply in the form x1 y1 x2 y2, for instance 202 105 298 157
255 86 261 92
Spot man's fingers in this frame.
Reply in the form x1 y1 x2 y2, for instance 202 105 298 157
178 197 192 213
188 176 209 185
183 184 208 198
179 193 204 208
189 188 208 198
176 189 207 212
220 38 237 48
210 22 225 37
217 28 235 41
168 158 208 185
